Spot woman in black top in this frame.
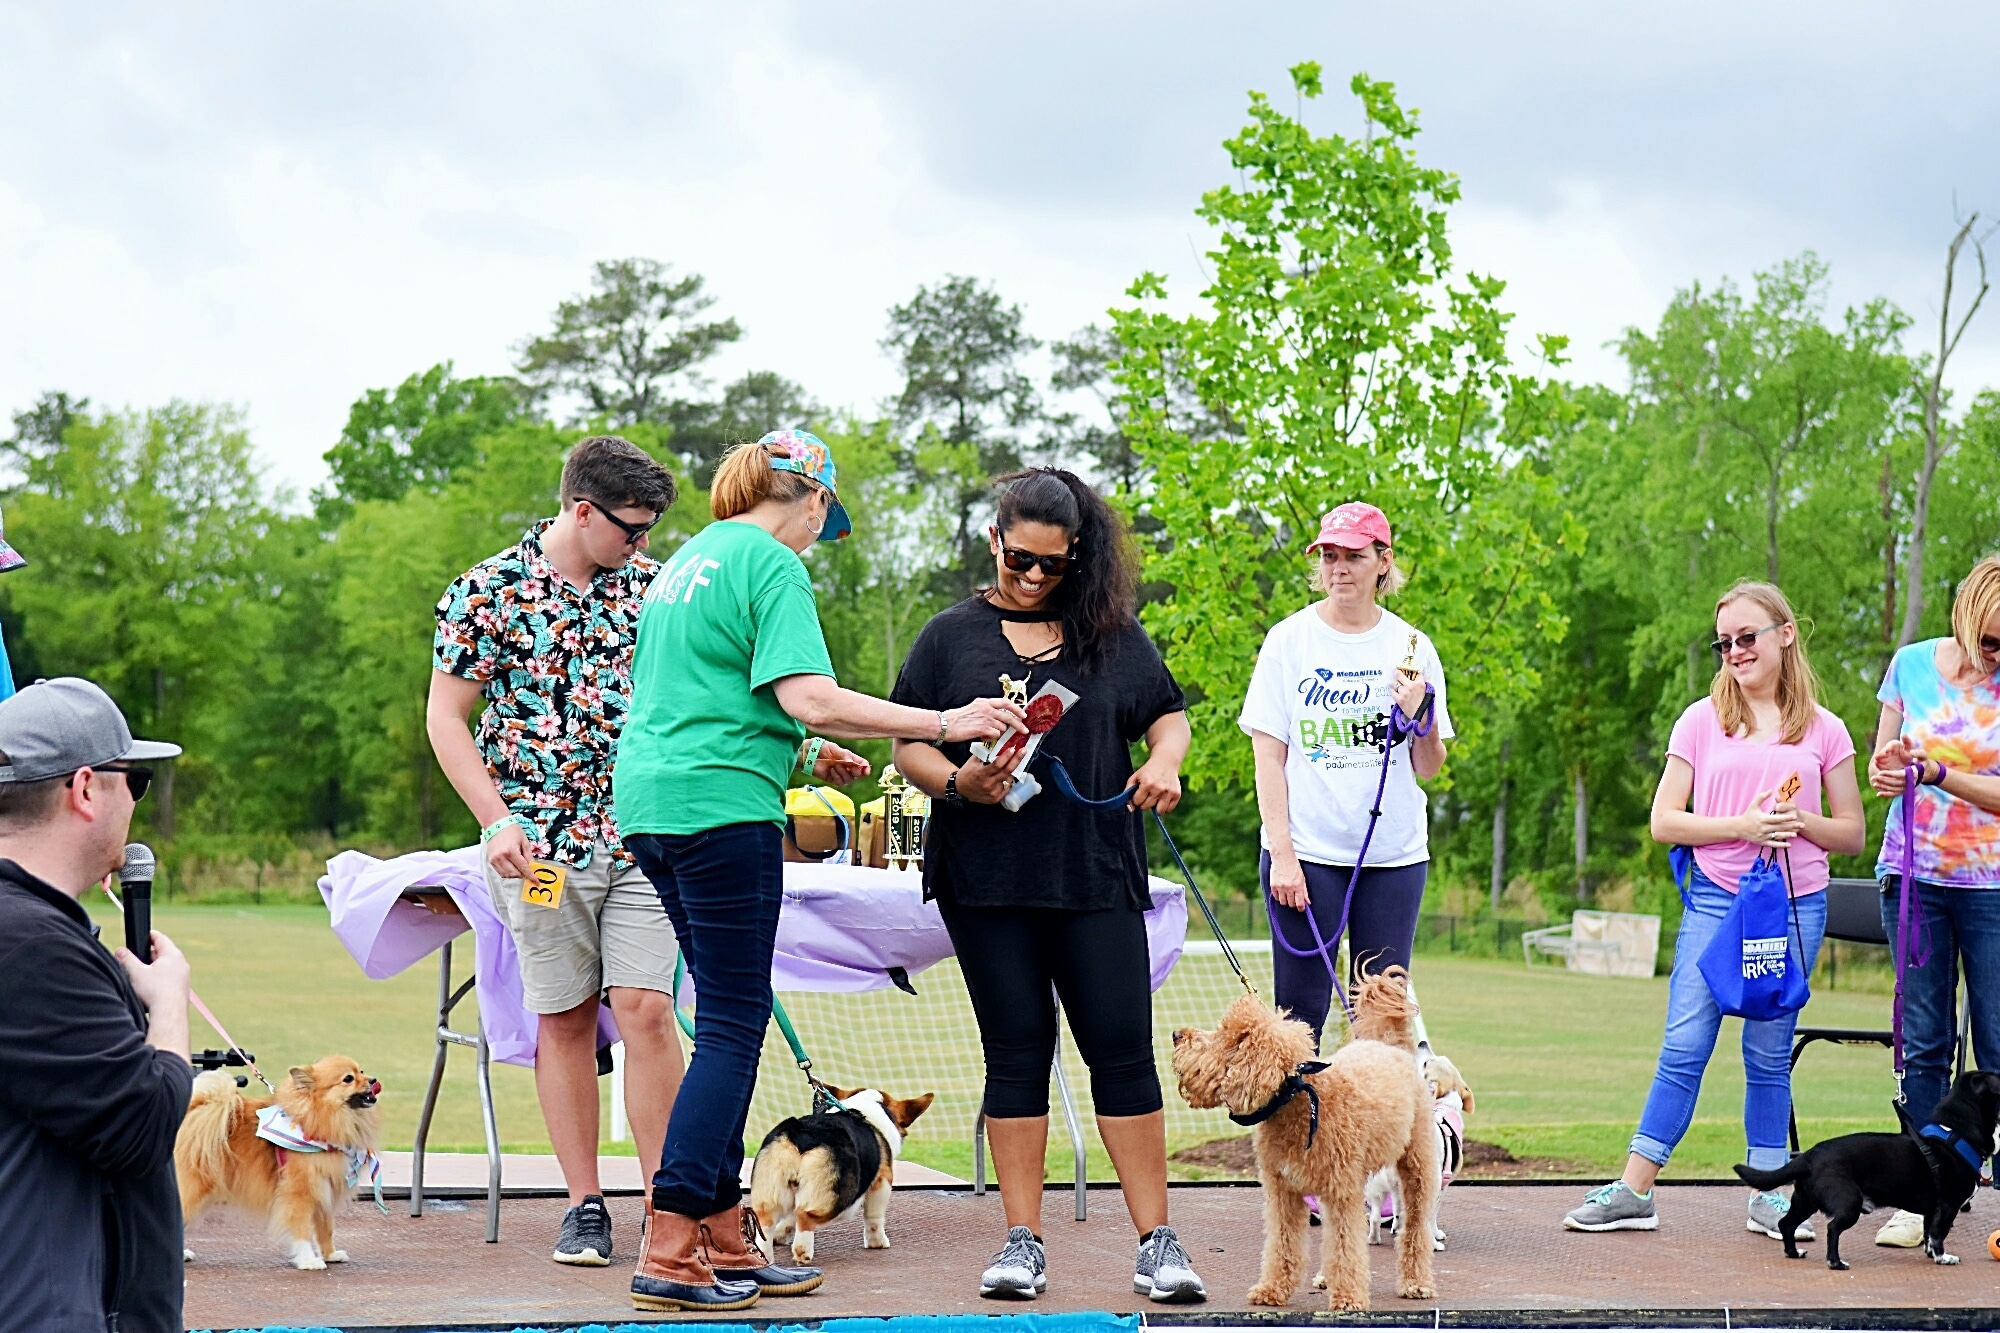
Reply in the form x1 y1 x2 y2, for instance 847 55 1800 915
892 468 1204 1304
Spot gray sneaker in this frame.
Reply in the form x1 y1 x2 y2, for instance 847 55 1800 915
979 1225 1047 1300
553 1194 613 1264
1562 1181 1658 1232
1134 1224 1207 1303
1747 1190 1815 1241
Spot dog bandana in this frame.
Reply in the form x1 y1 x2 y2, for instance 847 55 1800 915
1230 1061 1332 1147
255 1106 388 1213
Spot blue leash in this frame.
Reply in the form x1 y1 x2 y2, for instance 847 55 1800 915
1037 752 1258 996
1260 688 1434 1021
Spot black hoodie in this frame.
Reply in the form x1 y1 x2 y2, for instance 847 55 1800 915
0 858 193 1332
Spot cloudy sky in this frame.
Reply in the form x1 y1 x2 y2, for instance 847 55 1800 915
4 2 1997 498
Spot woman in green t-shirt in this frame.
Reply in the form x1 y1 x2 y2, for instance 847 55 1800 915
617 430 1021 1314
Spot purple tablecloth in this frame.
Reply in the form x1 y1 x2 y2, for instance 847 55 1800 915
320 848 1188 1068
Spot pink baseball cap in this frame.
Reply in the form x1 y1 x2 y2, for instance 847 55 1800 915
1307 502 1393 553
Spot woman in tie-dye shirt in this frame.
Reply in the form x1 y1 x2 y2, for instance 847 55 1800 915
1868 554 2000 1250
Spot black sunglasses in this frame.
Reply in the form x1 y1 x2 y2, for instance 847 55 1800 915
583 499 659 546
67 764 153 802
1000 546 1078 577
1710 623 1782 656
1981 636 2000 657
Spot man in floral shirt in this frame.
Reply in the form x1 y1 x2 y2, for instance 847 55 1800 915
427 435 682 1267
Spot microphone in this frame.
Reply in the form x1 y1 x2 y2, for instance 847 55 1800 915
121 842 155 964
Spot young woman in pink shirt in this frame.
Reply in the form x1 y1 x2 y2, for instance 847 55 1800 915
1562 580 1865 1239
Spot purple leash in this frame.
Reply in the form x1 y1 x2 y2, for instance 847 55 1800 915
1264 687 1434 1023
1893 764 1935 1100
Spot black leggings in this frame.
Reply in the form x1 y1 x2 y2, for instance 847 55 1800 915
937 896 1164 1119
1261 851 1428 1049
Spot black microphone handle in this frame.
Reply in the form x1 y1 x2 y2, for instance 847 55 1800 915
124 881 152 964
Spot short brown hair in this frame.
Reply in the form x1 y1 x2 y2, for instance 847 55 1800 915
709 441 818 521
0 772 67 829
559 436 677 514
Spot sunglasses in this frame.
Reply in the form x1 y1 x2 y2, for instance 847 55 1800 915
584 499 659 546
1000 546 1078 577
1710 623 1782 656
66 764 153 801
1981 636 2000 657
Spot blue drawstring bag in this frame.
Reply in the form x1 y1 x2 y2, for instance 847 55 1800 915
1693 849 1809 1021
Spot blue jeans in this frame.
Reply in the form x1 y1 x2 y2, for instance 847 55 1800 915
1631 865 1827 1172
626 823 784 1219
1878 876 2000 1120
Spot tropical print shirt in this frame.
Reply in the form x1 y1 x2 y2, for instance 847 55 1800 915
433 520 657 868
1876 638 2000 887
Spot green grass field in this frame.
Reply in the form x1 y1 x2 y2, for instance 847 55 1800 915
102 902 1914 1184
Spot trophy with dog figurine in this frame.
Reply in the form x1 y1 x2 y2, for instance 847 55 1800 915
878 764 929 872
971 673 1080 812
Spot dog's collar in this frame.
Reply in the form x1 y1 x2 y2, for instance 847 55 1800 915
1229 1061 1332 1147
1920 1122 1988 1174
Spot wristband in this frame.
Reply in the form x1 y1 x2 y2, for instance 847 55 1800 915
935 709 950 744
800 737 826 774
480 813 532 844
1923 759 1948 787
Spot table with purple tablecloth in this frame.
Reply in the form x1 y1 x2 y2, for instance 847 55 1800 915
321 848 1189 1068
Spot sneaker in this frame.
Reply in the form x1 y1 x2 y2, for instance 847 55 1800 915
1134 1224 1207 1303
554 1194 613 1265
1876 1209 1925 1247
1747 1191 1815 1242
1562 1181 1658 1232
979 1225 1047 1300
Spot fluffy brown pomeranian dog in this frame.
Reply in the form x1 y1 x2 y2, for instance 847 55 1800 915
1172 979 1436 1312
176 1055 382 1270
748 1086 933 1264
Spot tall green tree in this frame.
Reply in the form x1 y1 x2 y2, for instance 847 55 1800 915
1111 65 1571 791
317 363 531 517
663 370 822 487
517 258 741 426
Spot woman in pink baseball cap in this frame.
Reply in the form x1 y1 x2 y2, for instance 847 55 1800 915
1236 501 1453 1048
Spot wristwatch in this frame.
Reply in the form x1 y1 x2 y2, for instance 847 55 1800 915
944 768 968 807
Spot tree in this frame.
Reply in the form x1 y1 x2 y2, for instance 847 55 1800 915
317 363 531 516
1047 325 1146 494
1110 66 1572 790
1896 214 1994 647
663 369 822 487
882 276 1041 593
517 258 741 426
4 390 90 468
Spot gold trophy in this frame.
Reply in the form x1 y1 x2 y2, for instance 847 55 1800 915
998 674 1030 708
879 764 930 872
1397 632 1422 682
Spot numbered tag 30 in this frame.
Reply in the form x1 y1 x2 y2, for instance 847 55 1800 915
522 860 568 911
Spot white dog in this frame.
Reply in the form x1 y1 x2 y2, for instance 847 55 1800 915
1366 1043 1473 1250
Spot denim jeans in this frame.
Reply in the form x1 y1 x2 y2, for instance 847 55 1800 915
626 823 785 1219
1631 864 1827 1172
1877 876 2000 1121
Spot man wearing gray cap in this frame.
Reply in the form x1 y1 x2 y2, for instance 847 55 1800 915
0 677 191 1333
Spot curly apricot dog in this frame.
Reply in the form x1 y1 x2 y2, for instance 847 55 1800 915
1172 985 1436 1312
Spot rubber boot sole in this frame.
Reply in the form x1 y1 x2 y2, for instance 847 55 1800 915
723 1271 824 1296
631 1285 763 1313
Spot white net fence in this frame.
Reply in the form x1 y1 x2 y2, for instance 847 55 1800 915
734 939 1278 1174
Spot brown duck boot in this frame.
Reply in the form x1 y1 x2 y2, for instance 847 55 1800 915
630 1202 761 1311
701 1203 824 1296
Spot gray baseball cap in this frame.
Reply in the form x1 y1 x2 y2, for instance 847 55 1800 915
0 677 182 783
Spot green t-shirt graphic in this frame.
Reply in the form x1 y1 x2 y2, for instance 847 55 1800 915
615 520 835 835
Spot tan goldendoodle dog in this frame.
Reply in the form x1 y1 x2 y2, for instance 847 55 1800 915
1171 980 1436 1312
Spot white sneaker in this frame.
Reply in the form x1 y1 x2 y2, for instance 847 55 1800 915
1133 1224 1206 1303
1876 1209 1925 1247
979 1226 1047 1299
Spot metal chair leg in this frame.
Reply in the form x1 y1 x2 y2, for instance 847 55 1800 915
476 1014 501 1243
973 1109 986 1196
410 940 453 1217
1051 1007 1086 1222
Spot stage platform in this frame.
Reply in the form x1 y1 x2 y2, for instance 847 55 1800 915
182 1182 2000 1330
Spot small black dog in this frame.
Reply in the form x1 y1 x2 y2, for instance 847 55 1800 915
1735 1070 2000 1270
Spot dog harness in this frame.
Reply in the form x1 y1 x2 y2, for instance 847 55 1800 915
1919 1122 1988 1174
1230 1061 1332 1147
255 1106 388 1213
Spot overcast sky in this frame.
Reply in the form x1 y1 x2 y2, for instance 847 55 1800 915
4 2 1997 498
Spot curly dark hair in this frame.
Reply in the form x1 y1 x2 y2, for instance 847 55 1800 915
990 467 1138 674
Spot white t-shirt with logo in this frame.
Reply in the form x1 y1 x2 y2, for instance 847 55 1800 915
1237 605 1454 868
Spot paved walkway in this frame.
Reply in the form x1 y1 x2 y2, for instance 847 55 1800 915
183 1183 2000 1330
373 1150 965 1193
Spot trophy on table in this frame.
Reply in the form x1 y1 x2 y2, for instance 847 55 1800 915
879 764 930 872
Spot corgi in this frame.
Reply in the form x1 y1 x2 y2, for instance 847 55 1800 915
747 1086 933 1264
176 1055 382 1270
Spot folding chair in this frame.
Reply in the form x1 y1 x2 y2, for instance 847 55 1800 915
1787 877 1971 1153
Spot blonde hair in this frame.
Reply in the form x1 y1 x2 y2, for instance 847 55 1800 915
1309 542 1408 597
1951 554 2000 677
710 441 819 521
1709 579 1821 744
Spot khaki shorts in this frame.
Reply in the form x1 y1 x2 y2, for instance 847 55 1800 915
485 843 680 1015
